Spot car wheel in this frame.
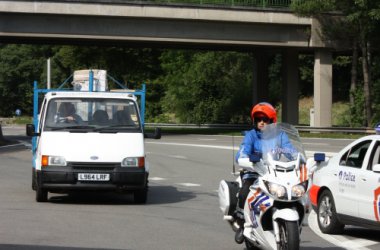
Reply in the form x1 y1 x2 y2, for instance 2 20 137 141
317 190 344 234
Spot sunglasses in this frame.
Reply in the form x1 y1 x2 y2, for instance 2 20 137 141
254 116 270 123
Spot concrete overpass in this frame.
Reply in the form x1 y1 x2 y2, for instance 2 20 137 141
0 0 334 126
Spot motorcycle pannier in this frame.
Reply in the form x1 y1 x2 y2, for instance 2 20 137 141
218 180 239 216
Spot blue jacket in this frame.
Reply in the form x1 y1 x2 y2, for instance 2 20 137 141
235 129 262 162
236 128 295 162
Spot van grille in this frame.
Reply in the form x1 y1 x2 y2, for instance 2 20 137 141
70 162 119 171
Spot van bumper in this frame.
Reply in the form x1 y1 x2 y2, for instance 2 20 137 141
37 165 148 192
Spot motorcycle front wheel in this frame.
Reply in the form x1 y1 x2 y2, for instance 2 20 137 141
278 220 300 250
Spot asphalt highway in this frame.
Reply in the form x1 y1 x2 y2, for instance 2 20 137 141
0 125 378 250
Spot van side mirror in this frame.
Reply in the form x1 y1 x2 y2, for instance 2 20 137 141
26 124 40 136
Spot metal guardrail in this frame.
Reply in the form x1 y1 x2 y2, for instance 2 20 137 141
145 123 376 134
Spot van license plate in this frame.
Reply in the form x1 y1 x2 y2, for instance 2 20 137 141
78 173 110 181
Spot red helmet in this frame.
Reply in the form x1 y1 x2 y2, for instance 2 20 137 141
251 102 277 123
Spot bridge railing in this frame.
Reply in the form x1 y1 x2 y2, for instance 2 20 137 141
130 0 295 8
23 0 303 9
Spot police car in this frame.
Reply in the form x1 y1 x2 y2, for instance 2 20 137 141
309 134 380 234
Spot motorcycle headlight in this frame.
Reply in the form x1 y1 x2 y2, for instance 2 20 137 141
265 182 287 199
42 155 67 167
291 181 308 199
121 157 144 168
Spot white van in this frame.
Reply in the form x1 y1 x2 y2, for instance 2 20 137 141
26 70 160 203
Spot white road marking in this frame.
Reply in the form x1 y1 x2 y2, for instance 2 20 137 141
147 141 238 150
146 151 187 160
302 142 330 146
176 183 201 187
149 177 166 181
0 143 26 148
168 155 188 159
308 211 377 250
146 141 336 158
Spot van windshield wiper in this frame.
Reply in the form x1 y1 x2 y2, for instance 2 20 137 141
47 125 96 131
92 125 139 132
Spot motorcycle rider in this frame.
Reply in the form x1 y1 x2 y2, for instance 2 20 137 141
233 102 278 244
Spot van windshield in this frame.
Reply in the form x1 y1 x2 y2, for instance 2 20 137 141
44 98 141 132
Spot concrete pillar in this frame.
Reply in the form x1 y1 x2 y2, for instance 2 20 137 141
252 51 269 105
282 49 299 125
314 50 332 127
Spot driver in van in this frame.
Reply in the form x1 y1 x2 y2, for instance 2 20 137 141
58 102 82 123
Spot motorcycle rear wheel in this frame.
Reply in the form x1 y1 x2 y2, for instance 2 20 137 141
278 220 300 250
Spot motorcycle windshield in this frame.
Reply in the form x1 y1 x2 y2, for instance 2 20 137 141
260 123 306 167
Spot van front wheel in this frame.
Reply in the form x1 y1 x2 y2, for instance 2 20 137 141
32 169 37 191
36 186 48 202
35 174 48 202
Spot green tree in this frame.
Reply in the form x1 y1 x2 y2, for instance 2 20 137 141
160 50 253 124
292 0 380 126
0 44 52 116
50 46 162 88
0 44 164 123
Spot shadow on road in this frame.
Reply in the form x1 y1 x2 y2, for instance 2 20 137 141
301 248 343 250
343 226 380 242
45 185 196 205
0 244 123 250
0 135 30 154
148 185 196 204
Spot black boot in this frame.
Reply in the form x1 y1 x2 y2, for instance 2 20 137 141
234 211 245 244
235 226 244 244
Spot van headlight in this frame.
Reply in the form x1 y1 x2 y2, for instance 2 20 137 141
265 181 287 199
121 157 145 168
42 155 67 167
291 181 308 198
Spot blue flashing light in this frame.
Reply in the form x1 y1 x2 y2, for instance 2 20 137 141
375 122 380 135
314 153 325 163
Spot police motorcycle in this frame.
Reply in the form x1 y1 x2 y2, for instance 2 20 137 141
218 123 311 250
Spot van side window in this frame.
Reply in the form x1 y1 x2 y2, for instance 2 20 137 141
339 140 371 168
